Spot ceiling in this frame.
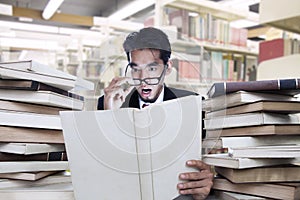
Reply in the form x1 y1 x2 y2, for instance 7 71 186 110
0 0 260 28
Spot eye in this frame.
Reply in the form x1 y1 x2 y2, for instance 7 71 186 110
131 67 139 73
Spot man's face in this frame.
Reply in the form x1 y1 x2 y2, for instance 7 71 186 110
129 49 169 102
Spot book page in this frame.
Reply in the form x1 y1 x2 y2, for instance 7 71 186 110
60 95 202 200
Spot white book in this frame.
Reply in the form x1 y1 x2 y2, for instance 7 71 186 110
202 153 295 169
0 172 71 189
0 110 61 130
221 135 300 148
60 95 202 200
0 90 83 110
0 60 94 91
204 112 299 130
0 161 69 173
0 143 65 155
0 182 74 200
203 91 297 111
228 145 300 158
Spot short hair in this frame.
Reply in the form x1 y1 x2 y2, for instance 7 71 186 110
123 27 171 65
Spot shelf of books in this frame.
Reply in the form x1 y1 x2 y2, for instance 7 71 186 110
257 0 300 80
155 0 259 89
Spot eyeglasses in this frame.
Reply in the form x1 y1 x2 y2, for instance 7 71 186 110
125 62 167 86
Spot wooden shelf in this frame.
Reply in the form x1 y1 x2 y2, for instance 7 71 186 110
162 0 249 21
259 0 300 34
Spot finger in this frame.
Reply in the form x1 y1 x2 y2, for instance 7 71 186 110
179 186 211 199
186 160 211 171
179 170 213 181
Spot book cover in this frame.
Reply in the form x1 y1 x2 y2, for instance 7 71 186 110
207 78 300 98
203 91 297 111
0 161 69 173
213 177 300 200
0 182 74 200
202 153 295 169
0 99 70 115
205 124 300 138
0 143 65 155
0 172 71 189
0 126 64 144
258 38 293 63
60 95 202 200
0 90 84 110
204 112 299 130
228 145 300 158
0 152 67 161
215 165 300 183
0 110 61 130
0 79 84 101
205 100 300 118
215 190 267 200
0 171 61 181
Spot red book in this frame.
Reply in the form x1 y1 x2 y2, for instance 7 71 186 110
259 38 285 63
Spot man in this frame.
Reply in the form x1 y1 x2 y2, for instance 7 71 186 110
97 27 213 200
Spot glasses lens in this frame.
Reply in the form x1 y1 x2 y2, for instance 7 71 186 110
125 63 166 86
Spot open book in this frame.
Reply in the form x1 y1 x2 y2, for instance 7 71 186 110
60 95 202 200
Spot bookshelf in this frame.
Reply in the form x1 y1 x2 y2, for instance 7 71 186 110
257 0 300 80
155 0 259 90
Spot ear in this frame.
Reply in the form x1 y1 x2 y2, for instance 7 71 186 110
165 60 173 75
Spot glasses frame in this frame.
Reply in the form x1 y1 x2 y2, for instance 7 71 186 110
125 63 168 86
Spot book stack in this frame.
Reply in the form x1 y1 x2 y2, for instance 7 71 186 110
0 60 94 199
202 78 300 200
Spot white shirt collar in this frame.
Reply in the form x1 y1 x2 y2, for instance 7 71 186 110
139 87 164 109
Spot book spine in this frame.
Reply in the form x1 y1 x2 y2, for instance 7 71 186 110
209 78 300 98
0 152 67 161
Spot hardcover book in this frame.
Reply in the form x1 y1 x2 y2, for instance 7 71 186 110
0 161 69 173
0 126 64 144
0 79 84 101
202 153 295 169
205 100 300 118
0 171 61 181
228 145 300 158
205 124 300 138
203 91 297 111
204 112 299 130
0 99 70 115
0 90 84 110
215 165 300 183
213 177 300 200
207 78 300 98
0 143 65 155
0 110 61 130
0 60 94 91
60 95 202 200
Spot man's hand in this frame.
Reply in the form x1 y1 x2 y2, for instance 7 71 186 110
177 160 213 200
103 77 133 110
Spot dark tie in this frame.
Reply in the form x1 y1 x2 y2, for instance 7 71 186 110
142 103 149 108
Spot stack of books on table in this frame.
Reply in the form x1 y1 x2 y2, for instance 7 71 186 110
202 78 300 200
0 60 94 199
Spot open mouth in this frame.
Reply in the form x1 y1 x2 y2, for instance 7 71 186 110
142 89 152 94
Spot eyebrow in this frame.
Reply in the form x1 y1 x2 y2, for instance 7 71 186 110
129 61 158 67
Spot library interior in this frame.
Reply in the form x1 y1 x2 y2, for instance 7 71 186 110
0 0 299 199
